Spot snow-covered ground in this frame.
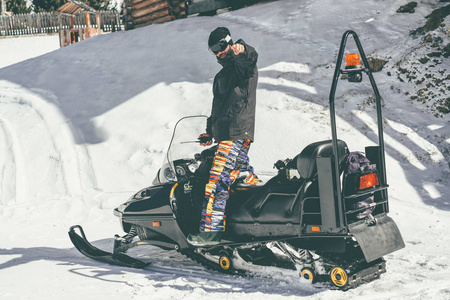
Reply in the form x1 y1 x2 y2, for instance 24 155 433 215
0 0 449 299
0 35 60 69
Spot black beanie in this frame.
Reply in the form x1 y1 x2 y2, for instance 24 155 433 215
208 27 231 47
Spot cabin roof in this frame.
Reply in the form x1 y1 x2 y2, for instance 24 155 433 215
57 0 96 15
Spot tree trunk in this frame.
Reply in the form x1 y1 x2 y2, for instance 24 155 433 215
1 0 7 15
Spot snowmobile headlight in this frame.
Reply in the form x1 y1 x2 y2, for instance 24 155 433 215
347 71 363 83
164 167 176 181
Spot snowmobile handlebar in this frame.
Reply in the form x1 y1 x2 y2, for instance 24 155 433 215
180 135 212 144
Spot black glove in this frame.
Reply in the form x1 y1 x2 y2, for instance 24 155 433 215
198 135 212 144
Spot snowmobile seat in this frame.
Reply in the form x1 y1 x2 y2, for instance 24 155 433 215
295 140 348 180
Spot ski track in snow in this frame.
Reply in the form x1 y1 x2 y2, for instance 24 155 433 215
0 85 97 201
0 119 17 209
218 12 300 41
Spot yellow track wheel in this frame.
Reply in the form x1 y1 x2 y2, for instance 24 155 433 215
300 267 315 283
219 255 231 271
330 267 348 288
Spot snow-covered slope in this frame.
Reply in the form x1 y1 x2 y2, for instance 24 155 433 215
0 0 449 299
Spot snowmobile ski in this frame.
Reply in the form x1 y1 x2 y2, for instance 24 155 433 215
68 225 150 269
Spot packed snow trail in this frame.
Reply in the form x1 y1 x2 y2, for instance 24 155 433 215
0 84 97 199
0 118 16 209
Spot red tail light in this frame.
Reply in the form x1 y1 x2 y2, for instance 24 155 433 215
358 173 379 190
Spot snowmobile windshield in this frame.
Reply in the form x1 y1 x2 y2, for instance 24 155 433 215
157 115 208 184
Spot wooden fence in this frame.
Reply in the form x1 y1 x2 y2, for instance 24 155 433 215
0 11 122 37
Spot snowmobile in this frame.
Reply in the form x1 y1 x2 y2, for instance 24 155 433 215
69 30 405 290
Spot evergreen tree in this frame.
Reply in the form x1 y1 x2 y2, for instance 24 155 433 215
7 0 32 14
32 0 65 12
86 0 110 11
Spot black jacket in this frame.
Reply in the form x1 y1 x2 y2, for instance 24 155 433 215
206 39 258 142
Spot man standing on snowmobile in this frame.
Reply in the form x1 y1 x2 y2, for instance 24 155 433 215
187 27 260 246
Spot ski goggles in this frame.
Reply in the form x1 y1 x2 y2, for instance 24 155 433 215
208 35 232 55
